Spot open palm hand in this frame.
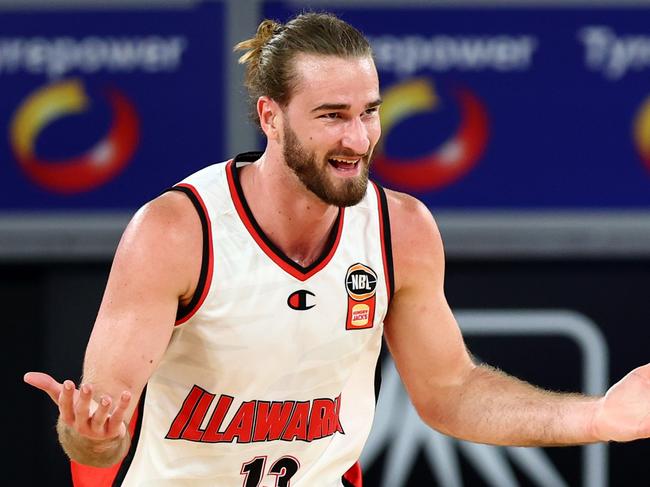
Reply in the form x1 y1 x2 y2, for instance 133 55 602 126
593 364 650 442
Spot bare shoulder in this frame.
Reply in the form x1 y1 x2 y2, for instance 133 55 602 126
129 189 198 232
114 190 203 298
384 188 443 258
383 188 444 292
385 186 438 223
122 190 201 251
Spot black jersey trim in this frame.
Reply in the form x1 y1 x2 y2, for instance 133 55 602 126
374 341 384 404
164 186 211 323
112 386 147 486
374 183 395 302
228 153 344 277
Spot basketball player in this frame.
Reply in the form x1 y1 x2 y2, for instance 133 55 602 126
25 12 650 486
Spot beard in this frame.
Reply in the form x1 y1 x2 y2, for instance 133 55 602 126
282 121 372 207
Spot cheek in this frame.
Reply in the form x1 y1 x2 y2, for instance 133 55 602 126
368 121 382 145
313 126 343 147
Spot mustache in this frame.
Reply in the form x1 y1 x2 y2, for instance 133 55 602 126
325 149 372 160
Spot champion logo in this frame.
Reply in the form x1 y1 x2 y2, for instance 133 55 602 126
287 290 316 311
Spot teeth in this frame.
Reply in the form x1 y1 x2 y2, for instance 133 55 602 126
330 158 358 165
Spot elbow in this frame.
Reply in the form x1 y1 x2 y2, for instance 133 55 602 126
407 369 476 439
410 391 457 436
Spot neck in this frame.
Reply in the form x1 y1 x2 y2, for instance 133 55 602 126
238 153 341 267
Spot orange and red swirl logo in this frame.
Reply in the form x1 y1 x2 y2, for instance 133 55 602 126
634 95 650 171
9 79 139 194
373 78 489 192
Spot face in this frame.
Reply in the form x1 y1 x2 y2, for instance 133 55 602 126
279 54 382 207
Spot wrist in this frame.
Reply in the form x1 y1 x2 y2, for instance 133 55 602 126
56 419 131 467
588 396 610 443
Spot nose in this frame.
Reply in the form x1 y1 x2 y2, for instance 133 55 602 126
341 117 370 156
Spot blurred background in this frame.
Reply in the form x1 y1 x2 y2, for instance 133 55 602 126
7 0 650 485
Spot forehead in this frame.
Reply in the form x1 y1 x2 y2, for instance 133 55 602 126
288 54 380 109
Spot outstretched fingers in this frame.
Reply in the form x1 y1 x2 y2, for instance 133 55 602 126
107 391 132 438
59 380 77 426
26 372 133 441
90 395 113 434
23 372 63 405
74 383 94 432
76 385 132 439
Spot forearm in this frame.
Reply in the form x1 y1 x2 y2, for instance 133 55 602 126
422 363 602 447
57 418 131 467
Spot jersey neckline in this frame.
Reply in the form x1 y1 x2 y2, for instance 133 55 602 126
225 153 345 282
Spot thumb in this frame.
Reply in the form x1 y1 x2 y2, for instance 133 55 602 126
24 372 63 405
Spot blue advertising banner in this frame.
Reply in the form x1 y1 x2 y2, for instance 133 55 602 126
0 2 225 210
264 3 650 209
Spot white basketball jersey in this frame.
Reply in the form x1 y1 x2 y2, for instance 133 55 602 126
72 153 394 487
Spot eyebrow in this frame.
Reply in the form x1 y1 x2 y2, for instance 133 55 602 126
311 98 383 113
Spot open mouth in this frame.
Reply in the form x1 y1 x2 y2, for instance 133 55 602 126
328 157 360 173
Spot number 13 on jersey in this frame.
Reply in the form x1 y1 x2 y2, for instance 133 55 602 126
241 456 300 487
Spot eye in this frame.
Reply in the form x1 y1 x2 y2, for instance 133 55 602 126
364 106 380 116
319 112 340 120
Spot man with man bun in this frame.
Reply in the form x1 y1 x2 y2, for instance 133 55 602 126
25 11 650 486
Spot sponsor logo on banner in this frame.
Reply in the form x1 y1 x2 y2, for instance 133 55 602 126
345 263 377 330
373 78 489 192
579 26 650 80
634 94 650 172
0 36 187 79
369 34 538 77
9 79 139 194
0 6 224 210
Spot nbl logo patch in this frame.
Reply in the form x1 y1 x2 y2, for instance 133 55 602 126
345 263 377 330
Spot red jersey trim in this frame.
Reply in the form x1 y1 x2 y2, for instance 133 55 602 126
171 183 215 326
342 461 363 487
226 159 345 282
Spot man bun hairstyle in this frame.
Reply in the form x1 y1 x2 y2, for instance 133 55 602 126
234 12 373 126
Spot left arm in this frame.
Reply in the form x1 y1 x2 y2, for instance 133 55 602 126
383 189 650 446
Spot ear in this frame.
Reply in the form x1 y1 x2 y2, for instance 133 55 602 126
257 96 282 141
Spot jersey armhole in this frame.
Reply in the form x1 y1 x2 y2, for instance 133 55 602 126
164 184 214 326
372 182 395 303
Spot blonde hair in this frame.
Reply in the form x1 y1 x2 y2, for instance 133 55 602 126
234 12 373 126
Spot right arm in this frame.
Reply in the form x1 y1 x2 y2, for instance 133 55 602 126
384 189 650 445
25 190 203 466
383 190 601 446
